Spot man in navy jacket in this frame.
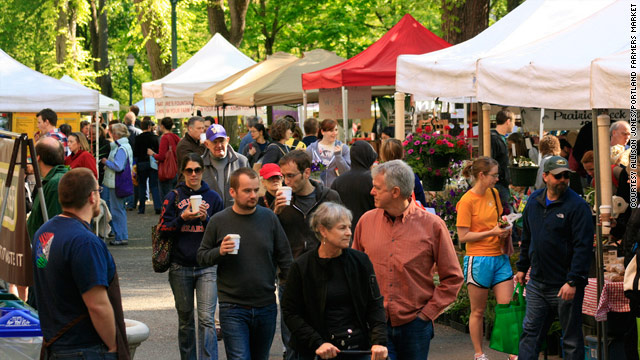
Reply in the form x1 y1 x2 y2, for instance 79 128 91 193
515 156 593 360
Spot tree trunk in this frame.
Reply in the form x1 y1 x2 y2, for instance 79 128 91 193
134 0 171 80
206 0 250 47
90 0 113 97
55 0 68 64
441 0 489 45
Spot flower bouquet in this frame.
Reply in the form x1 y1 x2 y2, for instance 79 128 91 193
310 160 326 182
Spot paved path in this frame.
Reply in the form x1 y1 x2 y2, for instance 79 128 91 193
116 209 557 360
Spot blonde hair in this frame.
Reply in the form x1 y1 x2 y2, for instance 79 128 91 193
539 135 561 157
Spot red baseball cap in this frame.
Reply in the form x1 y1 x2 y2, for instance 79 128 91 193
259 163 282 179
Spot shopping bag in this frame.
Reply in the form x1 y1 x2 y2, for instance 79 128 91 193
489 283 526 355
158 145 178 182
151 190 178 273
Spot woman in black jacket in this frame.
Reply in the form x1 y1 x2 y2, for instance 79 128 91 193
282 202 387 360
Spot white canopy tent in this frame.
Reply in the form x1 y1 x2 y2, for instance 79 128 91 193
0 49 99 112
142 34 256 99
395 0 616 102
134 98 155 116
60 75 120 112
476 0 628 110
591 50 631 110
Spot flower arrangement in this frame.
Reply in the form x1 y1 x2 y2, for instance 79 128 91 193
514 156 537 167
424 186 469 237
310 160 326 178
403 128 471 181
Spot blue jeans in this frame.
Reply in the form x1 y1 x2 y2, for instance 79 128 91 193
169 264 218 360
386 317 434 360
137 161 162 212
47 344 116 359
219 302 277 360
108 187 128 241
518 280 585 360
159 176 177 203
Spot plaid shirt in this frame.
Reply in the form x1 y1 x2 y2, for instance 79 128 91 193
47 129 69 155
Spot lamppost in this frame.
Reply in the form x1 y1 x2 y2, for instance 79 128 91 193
126 54 135 106
170 0 178 71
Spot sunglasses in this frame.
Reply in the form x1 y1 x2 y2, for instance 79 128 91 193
184 167 203 175
551 172 570 180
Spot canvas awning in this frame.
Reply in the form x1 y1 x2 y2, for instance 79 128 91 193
60 75 120 112
591 50 631 110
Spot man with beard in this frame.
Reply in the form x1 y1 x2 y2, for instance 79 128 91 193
198 168 292 360
33 168 128 358
515 156 593 360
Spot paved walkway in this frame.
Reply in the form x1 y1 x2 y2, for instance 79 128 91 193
116 209 557 360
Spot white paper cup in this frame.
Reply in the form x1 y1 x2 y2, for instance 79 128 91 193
280 186 292 205
200 133 207 143
190 195 202 212
228 234 240 255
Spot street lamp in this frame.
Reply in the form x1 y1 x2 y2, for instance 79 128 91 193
126 54 135 106
170 0 178 70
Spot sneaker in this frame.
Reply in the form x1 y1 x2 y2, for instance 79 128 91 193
109 239 128 246
474 354 489 360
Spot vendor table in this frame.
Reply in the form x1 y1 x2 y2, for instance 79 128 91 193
582 278 629 321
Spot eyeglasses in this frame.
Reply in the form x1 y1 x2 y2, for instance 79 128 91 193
486 173 500 178
184 167 203 175
94 186 103 194
283 172 301 180
550 172 571 180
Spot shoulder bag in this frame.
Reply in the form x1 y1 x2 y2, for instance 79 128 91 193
152 190 179 273
158 145 178 182
115 155 134 198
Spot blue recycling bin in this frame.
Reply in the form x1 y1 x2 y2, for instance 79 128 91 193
0 294 43 359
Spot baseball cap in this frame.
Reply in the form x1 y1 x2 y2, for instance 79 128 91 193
543 156 574 175
205 124 227 142
260 163 282 179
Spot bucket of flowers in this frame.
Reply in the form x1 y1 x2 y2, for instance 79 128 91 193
403 128 471 191
508 156 538 187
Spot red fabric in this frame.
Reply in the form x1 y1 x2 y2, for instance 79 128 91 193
302 14 450 89
154 132 181 163
65 149 98 179
582 278 629 321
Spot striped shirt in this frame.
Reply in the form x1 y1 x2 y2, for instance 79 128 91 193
353 201 463 327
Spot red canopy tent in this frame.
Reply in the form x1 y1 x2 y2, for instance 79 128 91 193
302 14 451 90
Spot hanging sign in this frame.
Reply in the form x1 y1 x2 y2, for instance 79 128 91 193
319 86 372 120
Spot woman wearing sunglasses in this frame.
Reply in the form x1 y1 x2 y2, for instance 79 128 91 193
158 153 224 360
456 157 515 360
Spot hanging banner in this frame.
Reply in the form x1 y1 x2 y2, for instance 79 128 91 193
12 112 81 136
196 105 267 118
519 108 631 131
155 97 194 118
319 86 372 120
0 138 31 286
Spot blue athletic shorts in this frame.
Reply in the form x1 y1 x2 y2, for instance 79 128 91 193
463 255 513 289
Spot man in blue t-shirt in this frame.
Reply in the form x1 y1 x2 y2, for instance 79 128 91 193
33 168 123 359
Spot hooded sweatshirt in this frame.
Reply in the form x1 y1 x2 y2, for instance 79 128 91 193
331 140 377 232
158 181 224 267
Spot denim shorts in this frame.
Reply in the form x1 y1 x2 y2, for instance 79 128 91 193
463 255 513 289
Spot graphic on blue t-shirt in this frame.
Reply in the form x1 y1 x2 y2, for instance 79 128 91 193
35 232 54 268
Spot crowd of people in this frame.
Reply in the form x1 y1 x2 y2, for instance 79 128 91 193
5 107 639 360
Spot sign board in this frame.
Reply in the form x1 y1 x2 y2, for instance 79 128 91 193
12 112 81 136
520 108 632 131
319 86 372 120
197 105 267 118
0 139 31 286
156 97 267 119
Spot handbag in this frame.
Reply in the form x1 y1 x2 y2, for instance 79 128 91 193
489 282 526 355
152 190 179 273
491 188 514 256
158 145 178 182
115 156 134 198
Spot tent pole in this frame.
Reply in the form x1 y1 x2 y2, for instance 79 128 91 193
394 92 405 140
254 106 257 117
303 90 308 122
463 100 468 142
481 103 491 156
538 109 545 164
341 86 349 142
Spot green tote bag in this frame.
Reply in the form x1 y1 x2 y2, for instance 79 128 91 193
489 283 526 355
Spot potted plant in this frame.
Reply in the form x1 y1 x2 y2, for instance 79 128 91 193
403 129 471 191
508 156 538 187
424 185 469 241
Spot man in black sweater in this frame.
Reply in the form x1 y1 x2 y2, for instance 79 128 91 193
491 109 514 212
197 168 292 360
134 118 161 214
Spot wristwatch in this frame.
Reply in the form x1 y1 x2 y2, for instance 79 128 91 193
566 280 576 287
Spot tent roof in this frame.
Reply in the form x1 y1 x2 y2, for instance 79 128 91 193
142 34 256 99
193 52 299 107
60 75 120 112
302 14 450 90
396 0 616 101
133 98 155 116
590 50 630 109
475 0 628 110
218 49 345 106
0 49 99 112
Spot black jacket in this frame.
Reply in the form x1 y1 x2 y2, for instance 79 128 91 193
282 247 386 356
490 129 510 187
331 140 376 233
134 131 159 163
277 180 341 259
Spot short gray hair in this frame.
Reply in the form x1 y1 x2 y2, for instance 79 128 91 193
246 116 261 128
610 120 630 137
371 160 415 198
110 123 130 140
309 202 352 240
123 112 136 125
